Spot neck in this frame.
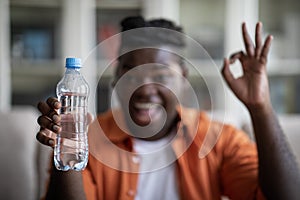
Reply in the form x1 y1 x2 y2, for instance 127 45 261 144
135 114 180 141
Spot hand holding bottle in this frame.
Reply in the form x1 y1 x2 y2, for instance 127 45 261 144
36 97 62 147
36 97 93 148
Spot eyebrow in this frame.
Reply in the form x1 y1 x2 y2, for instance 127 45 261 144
153 64 170 69
121 62 171 70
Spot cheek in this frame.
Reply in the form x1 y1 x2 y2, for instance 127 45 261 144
159 87 179 107
115 86 131 106
160 90 180 119
161 79 184 101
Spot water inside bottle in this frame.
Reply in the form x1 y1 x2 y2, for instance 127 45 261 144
54 92 88 171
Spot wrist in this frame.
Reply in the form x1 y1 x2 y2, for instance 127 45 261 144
248 101 274 118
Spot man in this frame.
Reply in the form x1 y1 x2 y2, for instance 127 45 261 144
36 16 300 199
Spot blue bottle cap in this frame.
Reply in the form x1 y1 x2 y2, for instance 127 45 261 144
65 57 81 68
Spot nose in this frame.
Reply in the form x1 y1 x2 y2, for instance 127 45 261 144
134 80 158 98
142 76 154 84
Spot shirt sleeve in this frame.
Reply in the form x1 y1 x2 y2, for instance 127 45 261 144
220 126 266 200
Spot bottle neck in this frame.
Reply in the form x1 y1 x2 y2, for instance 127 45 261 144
65 67 81 74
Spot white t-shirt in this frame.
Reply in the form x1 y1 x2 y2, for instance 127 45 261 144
133 133 179 200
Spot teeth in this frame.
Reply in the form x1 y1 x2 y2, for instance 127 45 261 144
135 102 159 109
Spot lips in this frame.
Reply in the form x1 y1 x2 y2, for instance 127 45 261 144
130 101 164 126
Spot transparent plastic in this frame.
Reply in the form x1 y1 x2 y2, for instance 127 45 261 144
54 58 89 171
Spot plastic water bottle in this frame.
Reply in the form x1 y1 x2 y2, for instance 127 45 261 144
54 57 89 171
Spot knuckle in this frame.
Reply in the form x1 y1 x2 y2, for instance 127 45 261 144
37 116 44 125
37 101 45 112
46 98 53 107
36 130 54 147
47 97 55 102
36 131 44 143
47 97 57 108
37 101 43 109
48 110 56 118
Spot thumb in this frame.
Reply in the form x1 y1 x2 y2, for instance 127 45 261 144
221 58 235 89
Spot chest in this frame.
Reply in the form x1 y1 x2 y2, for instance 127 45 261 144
98 144 222 200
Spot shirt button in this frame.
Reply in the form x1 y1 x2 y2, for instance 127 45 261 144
132 155 140 164
127 189 135 196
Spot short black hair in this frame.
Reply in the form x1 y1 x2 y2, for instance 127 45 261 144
119 16 186 49
113 16 187 82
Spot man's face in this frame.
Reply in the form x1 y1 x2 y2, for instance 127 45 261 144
114 48 186 139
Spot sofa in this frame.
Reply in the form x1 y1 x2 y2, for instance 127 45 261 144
0 106 51 200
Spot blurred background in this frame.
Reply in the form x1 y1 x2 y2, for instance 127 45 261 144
1 0 299 114
0 0 299 199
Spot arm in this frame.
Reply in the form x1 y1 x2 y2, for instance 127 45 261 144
222 22 300 199
249 99 300 200
36 97 87 200
45 166 86 200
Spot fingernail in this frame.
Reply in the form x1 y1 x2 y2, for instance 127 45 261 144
53 125 60 132
52 115 59 122
49 139 54 146
54 102 60 108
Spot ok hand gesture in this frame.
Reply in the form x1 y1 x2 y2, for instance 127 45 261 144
222 22 273 111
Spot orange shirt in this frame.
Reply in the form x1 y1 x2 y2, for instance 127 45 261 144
82 108 265 200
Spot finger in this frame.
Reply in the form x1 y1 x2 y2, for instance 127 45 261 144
37 101 51 115
37 102 60 123
242 22 255 57
37 116 61 133
222 58 235 87
36 129 56 147
51 113 61 124
229 51 246 64
255 22 263 58
46 97 61 110
260 35 273 64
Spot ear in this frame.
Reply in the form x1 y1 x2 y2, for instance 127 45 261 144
111 78 117 88
111 61 121 88
180 62 188 78
180 62 190 90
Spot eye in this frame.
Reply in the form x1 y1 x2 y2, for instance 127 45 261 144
153 74 173 83
153 75 164 82
123 75 139 84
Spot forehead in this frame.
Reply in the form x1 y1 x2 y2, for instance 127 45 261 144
119 48 181 68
